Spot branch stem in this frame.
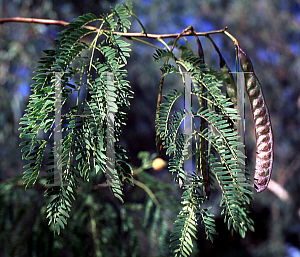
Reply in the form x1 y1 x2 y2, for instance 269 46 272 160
0 17 228 39
223 30 239 46
131 178 161 208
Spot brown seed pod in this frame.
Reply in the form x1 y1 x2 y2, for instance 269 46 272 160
206 35 237 106
155 74 164 156
238 45 274 192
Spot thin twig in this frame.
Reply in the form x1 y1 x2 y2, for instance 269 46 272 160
224 30 239 46
0 17 228 39
131 178 161 208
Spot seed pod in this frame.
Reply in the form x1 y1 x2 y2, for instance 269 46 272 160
206 35 237 106
196 36 211 199
155 74 164 156
238 45 274 192
220 58 237 107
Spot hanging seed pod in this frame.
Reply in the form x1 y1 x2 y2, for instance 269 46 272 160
206 35 237 106
196 36 211 199
155 74 164 156
220 57 237 106
238 45 274 192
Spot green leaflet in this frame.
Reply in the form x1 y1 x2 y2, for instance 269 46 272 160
153 49 176 62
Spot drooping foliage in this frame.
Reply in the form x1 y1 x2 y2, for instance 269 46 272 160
16 2 275 256
19 3 134 235
153 43 254 256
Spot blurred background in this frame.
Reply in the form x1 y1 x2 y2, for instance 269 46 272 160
0 0 300 256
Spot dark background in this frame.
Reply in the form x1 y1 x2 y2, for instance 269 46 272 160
0 0 300 256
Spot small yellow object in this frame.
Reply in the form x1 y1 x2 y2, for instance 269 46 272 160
152 158 165 171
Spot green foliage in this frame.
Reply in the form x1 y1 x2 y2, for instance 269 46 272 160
0 160 177 256
154 42 254 255
16 2 257 256
19 3 133 235
170 174 207 257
